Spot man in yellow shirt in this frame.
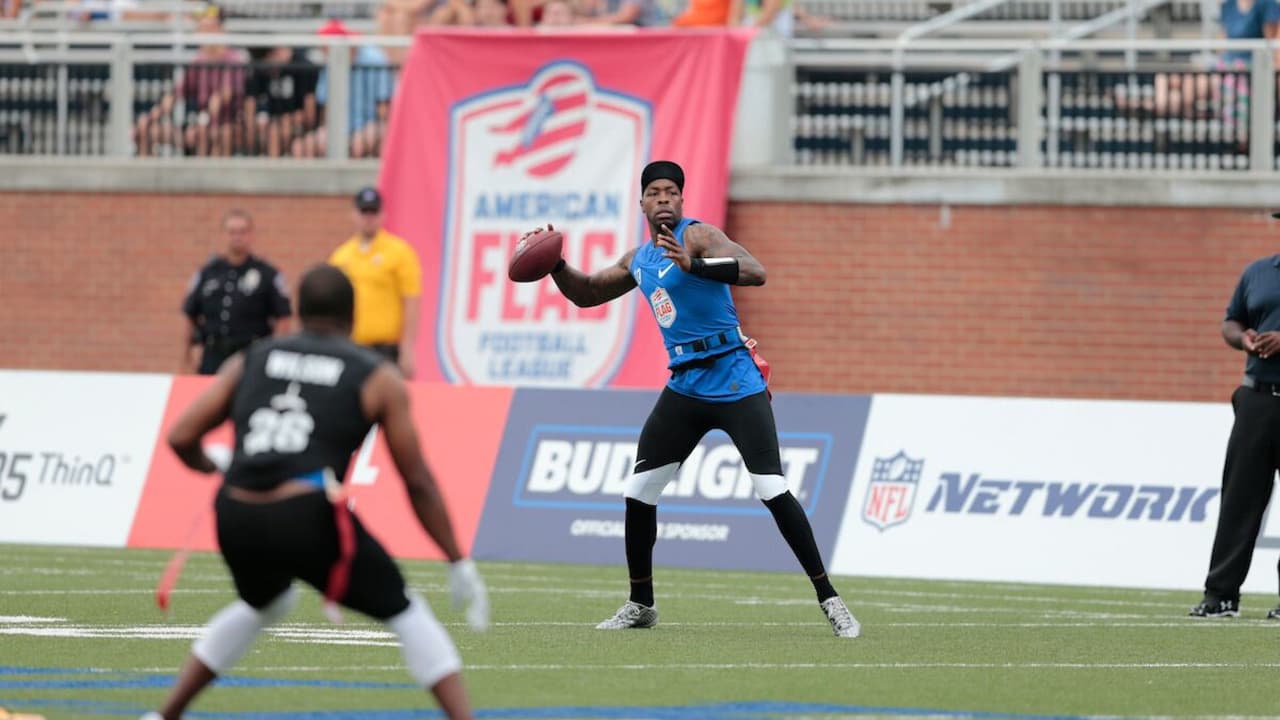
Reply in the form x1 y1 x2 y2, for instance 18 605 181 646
329 187 423 377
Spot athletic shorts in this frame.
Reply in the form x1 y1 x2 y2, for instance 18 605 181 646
634 387 781 475
214 488 410 620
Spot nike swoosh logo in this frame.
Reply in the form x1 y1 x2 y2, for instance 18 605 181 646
658 263 674 279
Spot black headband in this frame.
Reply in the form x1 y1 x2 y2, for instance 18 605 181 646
641 160 684 192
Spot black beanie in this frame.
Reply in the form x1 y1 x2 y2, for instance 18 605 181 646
640 160 684 192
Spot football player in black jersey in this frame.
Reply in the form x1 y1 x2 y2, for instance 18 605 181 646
142 265 487 720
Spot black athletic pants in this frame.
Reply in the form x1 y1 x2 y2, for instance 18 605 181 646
634 388 781 475
1203 385 1280 602
214 488 410 620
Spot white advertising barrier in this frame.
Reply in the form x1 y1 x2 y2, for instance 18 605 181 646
0 370 170 546
829 394 1280 592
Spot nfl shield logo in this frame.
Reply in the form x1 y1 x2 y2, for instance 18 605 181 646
862 450 924 531
439 61 652 387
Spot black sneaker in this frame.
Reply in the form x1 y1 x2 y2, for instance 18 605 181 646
1189 598 1240 618
1266 606 1280 620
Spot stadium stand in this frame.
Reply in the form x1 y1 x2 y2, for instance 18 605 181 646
0 0 1276 170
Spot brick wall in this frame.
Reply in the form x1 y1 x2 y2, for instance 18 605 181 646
2 191 1271 402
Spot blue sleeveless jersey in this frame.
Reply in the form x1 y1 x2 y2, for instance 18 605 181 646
630 217 766 403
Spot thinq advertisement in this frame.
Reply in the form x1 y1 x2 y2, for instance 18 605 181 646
0 371 171 547
473 389 872 571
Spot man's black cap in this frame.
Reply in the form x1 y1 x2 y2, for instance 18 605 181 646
354 186 382 212
641 160 684 193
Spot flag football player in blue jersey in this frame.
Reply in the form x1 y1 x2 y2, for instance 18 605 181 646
538 160 859 638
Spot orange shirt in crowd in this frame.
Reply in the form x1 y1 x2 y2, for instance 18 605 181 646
672 0 732 26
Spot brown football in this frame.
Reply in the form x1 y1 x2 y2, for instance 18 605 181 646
508 229 564 283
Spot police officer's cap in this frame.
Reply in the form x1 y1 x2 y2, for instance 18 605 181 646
354 186 382 212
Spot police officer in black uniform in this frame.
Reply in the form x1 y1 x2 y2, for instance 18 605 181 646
182 209 292 374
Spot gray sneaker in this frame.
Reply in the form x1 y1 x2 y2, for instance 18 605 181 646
596 600 658 629
820 596 860 638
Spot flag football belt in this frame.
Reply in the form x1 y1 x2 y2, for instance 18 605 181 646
296 468 356 623
745 337 773 401
672 327 742 357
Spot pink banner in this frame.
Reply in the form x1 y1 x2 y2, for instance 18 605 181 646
379 28 753 389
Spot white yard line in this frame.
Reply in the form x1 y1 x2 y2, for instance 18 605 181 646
107 660 1280 672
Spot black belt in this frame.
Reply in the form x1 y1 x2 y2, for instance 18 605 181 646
672 329 739 358
1242 376 1280 396
204 336 254 354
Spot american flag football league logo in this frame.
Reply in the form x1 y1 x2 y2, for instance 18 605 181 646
862 450 923 531
439 61 652 387
490 67 590 177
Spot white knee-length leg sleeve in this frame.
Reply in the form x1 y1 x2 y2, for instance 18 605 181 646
193 586 298 674
623 462 681 505
751 472 790 502
386 591 462 688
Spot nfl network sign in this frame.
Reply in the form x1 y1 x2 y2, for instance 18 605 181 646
438 61 652 387
474 389 871 571
831 394 1242 590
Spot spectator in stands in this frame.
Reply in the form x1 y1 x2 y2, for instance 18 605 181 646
1121 1 1279 121
71 0 168 23
2 0 21 19
378 0 436 32
537 0 575 25
291 19 396 159
738 0 830 35
422 0 515 26
134 6 248 157
243 44 319 158
422 0 476 25
328 187 423 378
671 0 735 27
1209 0 1280 123
473 0 513 26
575 0 682 27
377 0 436 60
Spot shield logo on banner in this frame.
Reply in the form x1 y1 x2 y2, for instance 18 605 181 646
439 61 652 387
862 450 924 531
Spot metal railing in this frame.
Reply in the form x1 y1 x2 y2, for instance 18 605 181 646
795 0 1209 39
0 32 408 158
2 32 1280 174
791 38 1280 171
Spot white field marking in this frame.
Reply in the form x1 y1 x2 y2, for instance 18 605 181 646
5 549 1181 597
0 586 1198 620
442 661 1280 671
0 549 1191 597
0 549 1201 608
0 588 231 595
0 624 396 646
130 664 408 673
873 603 1156 620
0 566 234 583
730 597 1158 619
3 617 1275 648
0 615 66 623
0 553 1216 614
136 660 1280 672
0 568 1202 615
